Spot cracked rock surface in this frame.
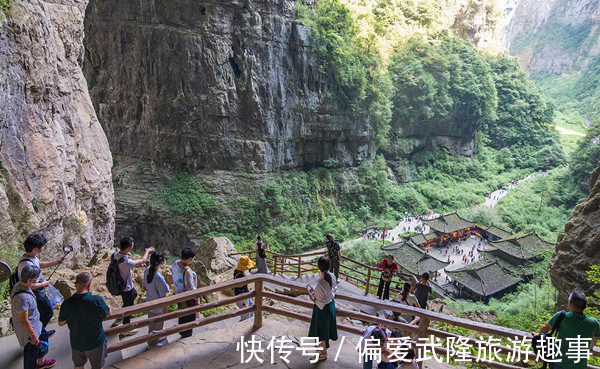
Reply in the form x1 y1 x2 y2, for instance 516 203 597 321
0 0 114 256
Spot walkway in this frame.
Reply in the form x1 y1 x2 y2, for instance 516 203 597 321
103 318 462 369
265 273 387 317
1 313 242 369
480 172 540 209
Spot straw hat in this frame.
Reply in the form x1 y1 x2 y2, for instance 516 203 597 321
236 255 256 271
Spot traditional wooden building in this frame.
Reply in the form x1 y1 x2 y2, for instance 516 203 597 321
480 232 554 274
446 260 521 301
423 212 475 243
407 232 440 248
474 224 511 241
390 242 449 276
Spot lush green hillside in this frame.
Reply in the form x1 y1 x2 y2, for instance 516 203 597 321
144 0 573 255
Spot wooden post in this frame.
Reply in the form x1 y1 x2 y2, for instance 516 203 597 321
254 280 263 330
297 256 301 278
273 256 278 276
365 268 371 295
415 317 430 369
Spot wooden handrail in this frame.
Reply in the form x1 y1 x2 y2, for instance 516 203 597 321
103 277 258 320
108 306 254 353
105 291 255 336
103 273 600 369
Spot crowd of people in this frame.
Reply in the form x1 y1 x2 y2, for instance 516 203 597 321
7 232 600 369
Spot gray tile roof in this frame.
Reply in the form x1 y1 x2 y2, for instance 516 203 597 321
424 213 474 234
390 242 449 275
485 225 511 240
446 261 521 297
489 233 554 261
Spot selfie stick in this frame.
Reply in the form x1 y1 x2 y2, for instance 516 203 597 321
47 245 73 281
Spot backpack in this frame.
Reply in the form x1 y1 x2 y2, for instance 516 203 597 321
106 253 127 296
9 289 35 330
9 259 34 292
532 310 566 369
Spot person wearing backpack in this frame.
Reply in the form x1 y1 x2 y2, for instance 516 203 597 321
533 292 600 369
109 236 155 337
171 247 199 339
15 234 66 335
413 272 432 309
11 263 57 369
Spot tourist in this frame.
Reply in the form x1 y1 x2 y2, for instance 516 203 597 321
396 345 419 369
110 236 155 337
143 251 170 348
533 292 600 369
414 272 432 309
171 246 199 338
58 272 111 369
233 255 255 321
325 234 341 281
359 325 391 369
377 329 399 369
307 256 338 361
393 281 420 322
255 236 268 274
17 233 66 333
376 255 398 300
11 264 56 369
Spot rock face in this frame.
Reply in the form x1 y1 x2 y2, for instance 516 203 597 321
83 0 376 173
196 237 238 275
498 0 600 75
550 161 600 309
0 0 115 257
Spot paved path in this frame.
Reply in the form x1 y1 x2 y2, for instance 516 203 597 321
480 172 540 209
1 312 242 369
553 125 585 136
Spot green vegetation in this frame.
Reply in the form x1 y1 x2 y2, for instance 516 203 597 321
344 239 389 266
485 54 562 168
388 31 497 142
143 1 575 265
494 167 582 242
0 0 12 18
0 243 20 312
297 0 393 145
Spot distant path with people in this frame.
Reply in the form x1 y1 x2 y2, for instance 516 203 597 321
480 172 542 209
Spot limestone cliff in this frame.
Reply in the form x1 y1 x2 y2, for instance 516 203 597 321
498 0 600 75
550 160 600 308
83 0 376 173
0 0 114 257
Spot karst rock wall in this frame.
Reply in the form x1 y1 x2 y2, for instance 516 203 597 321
0 0 114 257
498 0 600 75
83 0 376 173
550 161 600 308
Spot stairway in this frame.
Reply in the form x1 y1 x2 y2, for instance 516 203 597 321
264 273 390 318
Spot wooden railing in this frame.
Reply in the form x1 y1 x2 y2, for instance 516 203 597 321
103 274 600 369
229 249 415 297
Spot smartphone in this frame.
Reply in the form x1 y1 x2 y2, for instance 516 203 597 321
307 284 315 295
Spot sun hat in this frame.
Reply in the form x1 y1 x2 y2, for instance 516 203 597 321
236 255 256 271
